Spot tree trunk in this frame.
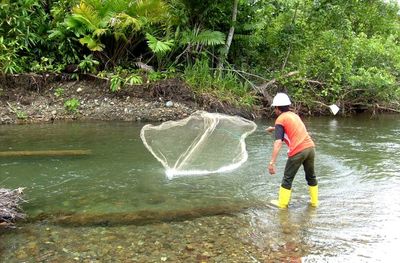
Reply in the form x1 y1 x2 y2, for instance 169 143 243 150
218 0 239 69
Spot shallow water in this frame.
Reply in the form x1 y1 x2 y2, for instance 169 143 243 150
1 114 399 262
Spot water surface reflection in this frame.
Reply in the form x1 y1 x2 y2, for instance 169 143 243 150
0 115 399 261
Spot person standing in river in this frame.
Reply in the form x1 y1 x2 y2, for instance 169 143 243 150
265 93 318 208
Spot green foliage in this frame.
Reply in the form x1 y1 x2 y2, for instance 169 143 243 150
0 0 80 73
64 98 80 112
146 33 174 56
65 0 170 66
1 0 399 111
6 102 28 119
184 59 255 107
235 0 400 107
147 71 168 82
173 28 226 65
0 35 21 73
16 110 28 120
146 33 174 69
126 74 143 85
110 75 124 92
78 54 99 74
108 69 143 92
54 87 65 98
31 57 64 73
0 0 45 73
180 30 225 47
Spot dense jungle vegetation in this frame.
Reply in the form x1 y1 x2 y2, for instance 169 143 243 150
1 0 400 113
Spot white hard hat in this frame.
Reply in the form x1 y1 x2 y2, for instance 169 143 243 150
271 93 291 107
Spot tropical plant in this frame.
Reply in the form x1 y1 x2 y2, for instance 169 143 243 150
78 54 100 74
177 29 225 57
110 74 124 92
64 98 80 112
183 59 255 107
16 110 28 120
65 0 170 67
54 87 65 98
146 33 174 69
125 74 143 85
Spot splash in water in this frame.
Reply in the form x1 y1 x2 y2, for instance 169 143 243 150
140 111 257 179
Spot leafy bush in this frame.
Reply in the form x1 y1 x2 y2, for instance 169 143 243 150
64 98 80 112
54 87 65 98
78 55 99 74
184 59 255 107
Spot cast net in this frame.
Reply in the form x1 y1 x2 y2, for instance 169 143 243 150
140 111 257 179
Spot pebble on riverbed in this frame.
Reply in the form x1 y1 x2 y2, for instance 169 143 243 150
0 188 26 227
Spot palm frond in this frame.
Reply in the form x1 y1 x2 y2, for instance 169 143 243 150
127 0 168 22
79 35 105 51
114 32 127 42
113 13 142 32
146 33 174 56
196 30 225 46
93 28 108 37
180 29 225 46
66 14 97 32
72 2 100 30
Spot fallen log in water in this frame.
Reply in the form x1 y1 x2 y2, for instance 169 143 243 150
0 149 91 157
32 201 266 227
0 188 26 227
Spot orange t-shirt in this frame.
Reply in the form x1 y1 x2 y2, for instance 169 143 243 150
275 111 315 157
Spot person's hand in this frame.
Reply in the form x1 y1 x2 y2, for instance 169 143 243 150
268 162 276 175
265 126 275 133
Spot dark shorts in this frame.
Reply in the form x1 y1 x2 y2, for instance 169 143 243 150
281 147 317 190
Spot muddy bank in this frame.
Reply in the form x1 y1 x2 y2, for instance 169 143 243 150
0 74 258 125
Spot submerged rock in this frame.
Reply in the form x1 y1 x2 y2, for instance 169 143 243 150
0 188 26 227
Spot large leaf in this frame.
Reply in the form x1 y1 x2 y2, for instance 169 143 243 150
112 13 142 32
181 29 225 46
196 30 225 46
146 33 174 56
79 35 105 51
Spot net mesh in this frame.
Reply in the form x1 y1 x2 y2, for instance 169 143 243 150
140 111 257 179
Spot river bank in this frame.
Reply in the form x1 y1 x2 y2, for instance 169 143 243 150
0 74 258 125
2 74 399 125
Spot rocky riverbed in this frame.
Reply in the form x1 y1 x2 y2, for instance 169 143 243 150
0 212 308 263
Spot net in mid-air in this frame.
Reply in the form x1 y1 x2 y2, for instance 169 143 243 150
140 111 257 179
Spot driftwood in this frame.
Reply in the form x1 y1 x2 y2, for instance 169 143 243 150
33 201 267 227
0 149 91 157
256 71 300 95
374 104 400 113
0 188 26 227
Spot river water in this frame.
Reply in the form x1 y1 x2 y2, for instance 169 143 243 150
0 114 399 262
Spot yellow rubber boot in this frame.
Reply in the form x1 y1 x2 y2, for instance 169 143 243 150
309 185 319 207
270 186 291 209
